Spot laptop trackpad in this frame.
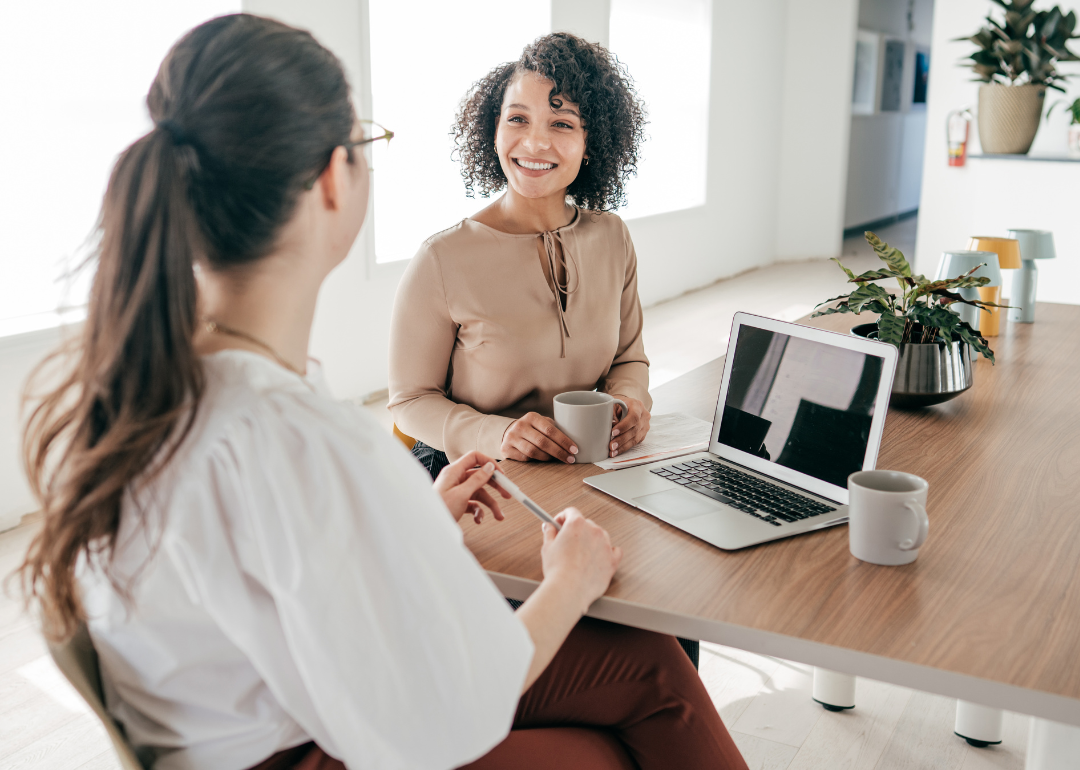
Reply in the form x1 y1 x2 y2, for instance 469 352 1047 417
635 489 719 521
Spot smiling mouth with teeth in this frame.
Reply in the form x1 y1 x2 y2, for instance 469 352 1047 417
513 158 557 171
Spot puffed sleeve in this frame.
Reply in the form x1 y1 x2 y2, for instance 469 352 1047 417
387 240 515 458
599 218 652 410
162 394 532 769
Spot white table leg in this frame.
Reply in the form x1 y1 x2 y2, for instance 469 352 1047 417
812 668 856 711
955 701 1004 747
1026 718 1080 769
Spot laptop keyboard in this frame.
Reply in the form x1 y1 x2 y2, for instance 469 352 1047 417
650 458 836 527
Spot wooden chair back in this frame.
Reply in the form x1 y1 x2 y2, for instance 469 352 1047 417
46 623 146 770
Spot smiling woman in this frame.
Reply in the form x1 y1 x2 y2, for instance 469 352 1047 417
453 34 646 212
388 33 652 477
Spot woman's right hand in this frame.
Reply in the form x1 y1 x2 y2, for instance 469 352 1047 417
501 412 578 463
540 508 621 615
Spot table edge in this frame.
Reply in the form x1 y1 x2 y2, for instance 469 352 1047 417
490 571 1080 726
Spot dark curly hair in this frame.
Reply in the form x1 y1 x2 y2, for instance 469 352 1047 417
452 32 647 212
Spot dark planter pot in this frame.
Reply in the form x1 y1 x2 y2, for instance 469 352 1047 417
851 323 974 408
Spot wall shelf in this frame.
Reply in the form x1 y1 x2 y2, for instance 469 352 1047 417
968 153 1080 163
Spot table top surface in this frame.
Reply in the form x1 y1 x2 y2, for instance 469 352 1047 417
461 303 1080 707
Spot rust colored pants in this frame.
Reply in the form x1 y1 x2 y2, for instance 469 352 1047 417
251 618 748 770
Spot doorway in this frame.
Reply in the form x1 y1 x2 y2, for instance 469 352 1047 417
842 0 935 261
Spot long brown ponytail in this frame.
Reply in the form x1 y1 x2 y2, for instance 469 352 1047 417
19 14 355 640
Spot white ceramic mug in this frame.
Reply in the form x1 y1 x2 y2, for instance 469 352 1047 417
847 470 930 566
553 391 627 464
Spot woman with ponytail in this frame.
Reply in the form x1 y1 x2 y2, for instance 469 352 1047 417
20 14 746 770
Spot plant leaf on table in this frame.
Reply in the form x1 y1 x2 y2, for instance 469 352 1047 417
813 231 1002 362
847 268 910 283
847 283 894 313
877 311 907 348
830 257 856 282
865 231 912 277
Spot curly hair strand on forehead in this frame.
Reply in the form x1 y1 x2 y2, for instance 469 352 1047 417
452 32 646 212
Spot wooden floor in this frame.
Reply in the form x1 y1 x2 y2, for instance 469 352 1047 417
0 217 1032 769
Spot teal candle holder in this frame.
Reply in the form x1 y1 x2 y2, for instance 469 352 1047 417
1006 229 1056 323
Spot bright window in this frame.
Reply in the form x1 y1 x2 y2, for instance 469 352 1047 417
368 0 550 263
608 0 711 220
0 1 240 329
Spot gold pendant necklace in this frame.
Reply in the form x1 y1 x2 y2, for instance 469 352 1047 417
202 319 306 377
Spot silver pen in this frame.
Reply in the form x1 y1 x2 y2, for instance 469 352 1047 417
491 469 562 531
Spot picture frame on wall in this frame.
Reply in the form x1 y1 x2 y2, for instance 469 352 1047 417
913 47 930 105
852 30 880 115
880 38 905 112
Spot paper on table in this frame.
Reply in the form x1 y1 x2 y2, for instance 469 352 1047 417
592 412 712 470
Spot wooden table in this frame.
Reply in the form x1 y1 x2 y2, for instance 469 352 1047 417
462 302 1080 727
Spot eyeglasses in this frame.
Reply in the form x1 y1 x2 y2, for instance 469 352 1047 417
304 119 394 190
350 119 394 149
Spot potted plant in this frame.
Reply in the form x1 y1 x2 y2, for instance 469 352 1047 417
1048 95 1080 156
958 0 1079 154
813 232 1004 408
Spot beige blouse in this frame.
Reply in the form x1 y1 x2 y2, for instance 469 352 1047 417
388 209 651 460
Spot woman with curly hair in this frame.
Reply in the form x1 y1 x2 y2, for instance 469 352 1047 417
389 33 654 478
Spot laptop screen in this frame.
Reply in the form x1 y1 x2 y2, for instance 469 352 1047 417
717 324 884 489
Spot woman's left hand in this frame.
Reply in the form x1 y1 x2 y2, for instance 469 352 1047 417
433 451 512 525
608 395 651 457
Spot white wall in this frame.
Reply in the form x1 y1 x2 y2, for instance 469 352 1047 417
774 0 860 260
915 0 1080 302
843 0 933 230
0 328 70 531
567 0 861 298
623 0 787 303
0 0 865 529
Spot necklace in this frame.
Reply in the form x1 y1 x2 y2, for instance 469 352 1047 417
202 319 306 377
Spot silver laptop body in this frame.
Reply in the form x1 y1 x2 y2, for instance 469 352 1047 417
585 313 898 550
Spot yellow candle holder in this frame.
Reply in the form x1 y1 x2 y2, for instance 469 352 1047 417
976 285 1003 336
967 237 1020 337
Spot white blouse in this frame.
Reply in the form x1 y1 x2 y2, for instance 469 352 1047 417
79 351 533 770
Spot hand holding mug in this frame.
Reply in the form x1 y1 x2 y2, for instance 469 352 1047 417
501 412 579 464
608 394 651 457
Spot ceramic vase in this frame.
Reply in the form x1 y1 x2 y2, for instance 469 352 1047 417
977 84 1045 155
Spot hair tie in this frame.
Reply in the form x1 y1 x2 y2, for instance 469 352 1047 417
158 119 190 146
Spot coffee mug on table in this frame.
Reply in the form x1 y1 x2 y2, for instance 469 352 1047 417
553 391 628 464
847 470 930 566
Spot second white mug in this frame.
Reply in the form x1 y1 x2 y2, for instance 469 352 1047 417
553 391 627 464
847 470 929 566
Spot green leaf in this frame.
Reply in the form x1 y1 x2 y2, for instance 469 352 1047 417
830 257 856 281
810 302 853 318
877 311 907 348
957 323 996 363
864 231 912 276
930 288 974 306
910 305 961 339
848 268 908 282
913 269 991 299
814 293 855 309
848 283 893 313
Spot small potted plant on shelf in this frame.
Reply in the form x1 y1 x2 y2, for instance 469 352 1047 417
813 232 1004 408
958 0 1079 155
1048 95 1080 156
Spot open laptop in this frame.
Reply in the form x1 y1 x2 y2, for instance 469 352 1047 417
585 312 898 550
